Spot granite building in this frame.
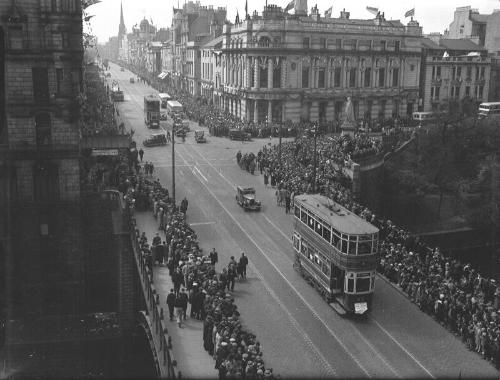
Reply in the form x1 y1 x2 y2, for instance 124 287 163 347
218 3 423 124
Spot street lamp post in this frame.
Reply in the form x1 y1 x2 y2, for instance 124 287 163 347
312 124 318 193
172 122 176 206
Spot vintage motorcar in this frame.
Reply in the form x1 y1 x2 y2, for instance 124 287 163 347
236 186 261 211
143 133 167 147
175 128 187 138
195 130 206 143
229 129 251 141
130 77 135 83
181 120 190 131
111 90 124 102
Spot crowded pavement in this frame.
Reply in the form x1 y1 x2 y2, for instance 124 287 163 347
107 62 499 378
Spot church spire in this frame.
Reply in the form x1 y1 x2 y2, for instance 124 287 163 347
118 1 126 37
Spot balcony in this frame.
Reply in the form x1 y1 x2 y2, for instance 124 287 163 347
431 77 442 85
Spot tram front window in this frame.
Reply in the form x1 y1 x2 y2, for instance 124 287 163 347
347 278 354 292
356 278 370 292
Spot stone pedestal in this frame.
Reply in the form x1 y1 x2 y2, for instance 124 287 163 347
341 120 357 137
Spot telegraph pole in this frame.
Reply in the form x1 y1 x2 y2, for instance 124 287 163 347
312 124 318 193
491 154 499 274
172 124 176 206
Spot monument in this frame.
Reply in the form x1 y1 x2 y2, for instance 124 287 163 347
341 96 357 137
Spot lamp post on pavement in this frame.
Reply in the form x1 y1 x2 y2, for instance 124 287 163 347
171 121 176 206
312 123 318 193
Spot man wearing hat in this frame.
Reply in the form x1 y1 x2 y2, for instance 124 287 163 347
210 248 219 267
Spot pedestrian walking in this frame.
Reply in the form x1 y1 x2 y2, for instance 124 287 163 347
179 288 188 321
166 289 176 321
139 148 144 162
285 189 291 214
209 248 218 267
174 293 184 327
239 252 248 280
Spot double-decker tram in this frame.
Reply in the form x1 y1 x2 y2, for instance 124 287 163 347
292 194 379 315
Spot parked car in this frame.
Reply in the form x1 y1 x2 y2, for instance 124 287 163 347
130 77 135 83
236 186 261 211
195 130 206 143
143 133 167 147
229 129 251 141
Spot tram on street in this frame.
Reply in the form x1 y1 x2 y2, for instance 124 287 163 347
292 194 379 315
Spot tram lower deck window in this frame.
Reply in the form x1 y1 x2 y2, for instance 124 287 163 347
347 278 354 292
356 278 370 292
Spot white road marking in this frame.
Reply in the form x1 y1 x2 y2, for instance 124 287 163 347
373 320 435 379
174 148 369 377
189 221 216 226
193 166 208 182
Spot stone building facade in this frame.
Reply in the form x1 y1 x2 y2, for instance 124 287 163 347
219 4 423 124
171 1 226 94
420 38 490 112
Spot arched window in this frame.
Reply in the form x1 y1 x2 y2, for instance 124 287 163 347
35 112 51 146
258 36 270 47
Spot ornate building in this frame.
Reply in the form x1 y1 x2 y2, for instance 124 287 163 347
219 3 423 124
420 38 490 112
117 1 127 60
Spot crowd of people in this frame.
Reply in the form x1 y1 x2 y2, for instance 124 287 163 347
242 130 500 368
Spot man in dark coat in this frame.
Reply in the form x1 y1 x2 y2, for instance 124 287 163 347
239 252 249 280
179 288 189 321
209 248 218 267
166 289 176 321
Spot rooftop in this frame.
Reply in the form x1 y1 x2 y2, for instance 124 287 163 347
295 194 379 236
439 38 485 51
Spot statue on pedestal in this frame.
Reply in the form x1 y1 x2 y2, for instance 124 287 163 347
341 96 357 137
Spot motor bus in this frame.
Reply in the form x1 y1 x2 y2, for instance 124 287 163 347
478 102 500 120
166 100 183 118
158 93 171 108
144 95 160 128
412 111 437 126
292 194 379 315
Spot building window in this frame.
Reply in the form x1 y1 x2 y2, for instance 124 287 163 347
478 85 484 98
35 113 51 146
480 67 485 80
365 100 373 119
319 101 327 122
451 67 456 80
0 167 17 204
379 99 386 118
56 68 63 94
34 163 59 202
51 0 58 12
436 66 441 78
318 69 325 88
302 67 309 88
465 86 470 97
466 66 472 80
378 68 385 87
392 68 399 87
395 41 400 52
457 67 462 79
259 66 268 88
380 40 386 51
364 68 371 87
303 37 310 48
320 37 326 49
349 67 356 87
32 67 49 101
273 65 281 88
333 67 341 87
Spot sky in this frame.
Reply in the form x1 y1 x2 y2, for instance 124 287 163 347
87 0 500 44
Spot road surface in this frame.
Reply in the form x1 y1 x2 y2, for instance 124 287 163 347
108 63 499 379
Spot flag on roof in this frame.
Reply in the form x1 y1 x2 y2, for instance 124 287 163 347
284 0 294 12
325 6 332 18
366 6 379 16
443 51 450 58
404 8 415 18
